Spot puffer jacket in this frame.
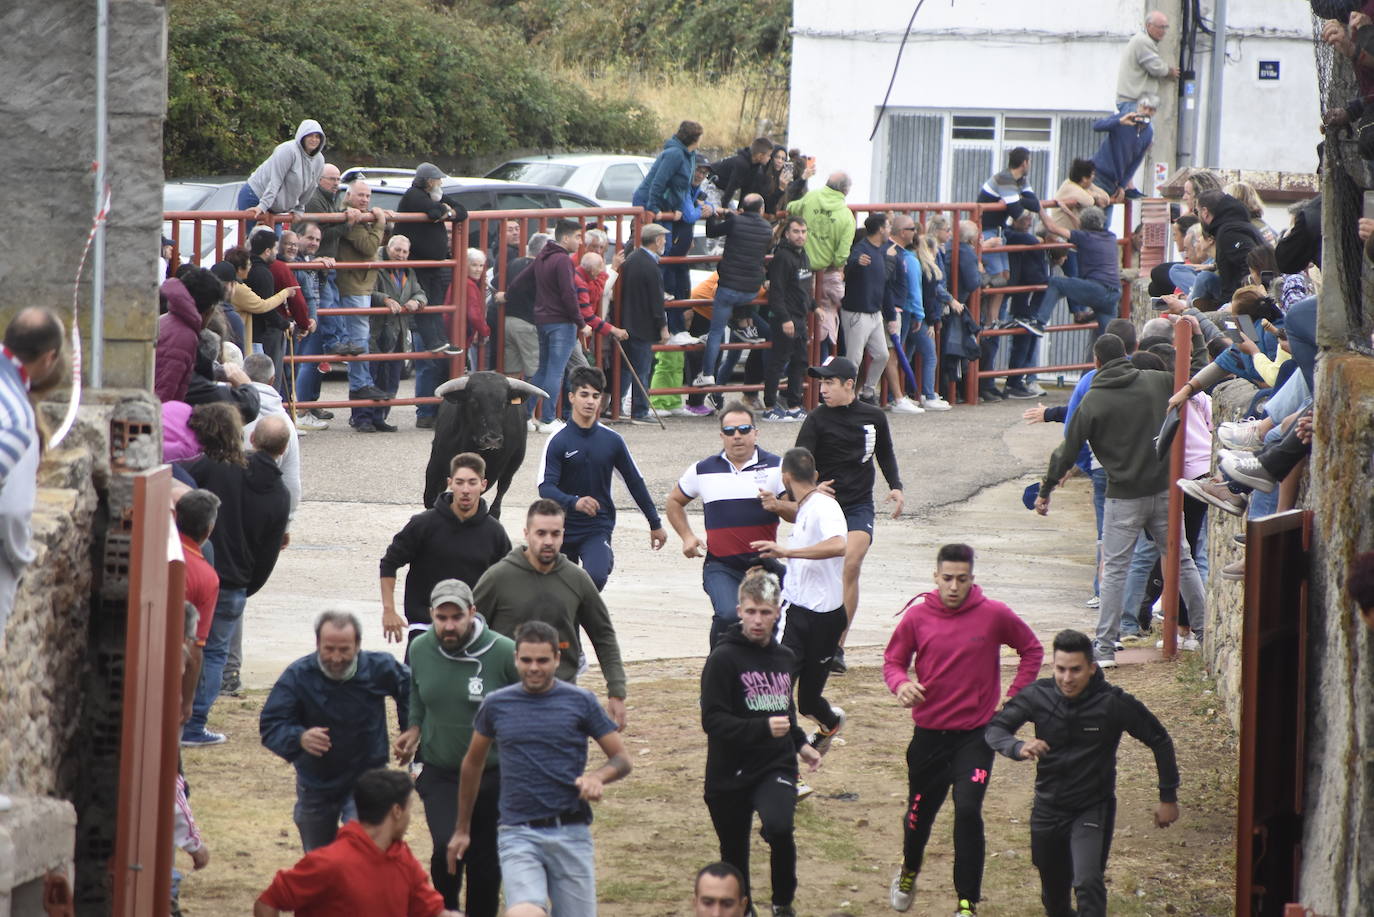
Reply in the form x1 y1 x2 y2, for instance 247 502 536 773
706 210 773 295
155 278 203 402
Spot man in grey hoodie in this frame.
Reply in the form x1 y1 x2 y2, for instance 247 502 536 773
237 119 327 231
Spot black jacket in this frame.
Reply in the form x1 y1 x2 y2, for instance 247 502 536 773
247 257 288 335
1203 194 1265 304
767 240 814 325
502 256 537 323
618 248 667 343
707 211 773 295
187 451 290 593
378 494 512 625
985 668 1179 812
1275 194 1321 272
711 148 762 210
395 186 470 261
700 624 806 794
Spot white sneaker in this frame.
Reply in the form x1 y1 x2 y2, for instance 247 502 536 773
692 373 716 387
667 331 698 347
295 413 328 431
795 781 814 800
1217 420 1266 452
1021 381 1047 397
920 395 952 412
538 419 566 435
890 869 917 912
889 397 925 414
527 418 540 432
668 405 694 417
1157 637 1202 651
620 395 632 414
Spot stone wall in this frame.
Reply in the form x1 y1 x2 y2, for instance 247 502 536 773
0 0 168 388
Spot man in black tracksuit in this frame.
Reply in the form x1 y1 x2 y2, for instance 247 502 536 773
701 569 820 917
379 451 512 651
985 629 1181 917
763 216 814 419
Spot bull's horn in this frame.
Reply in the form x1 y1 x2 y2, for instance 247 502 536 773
434 377 470 398
507 379 550 401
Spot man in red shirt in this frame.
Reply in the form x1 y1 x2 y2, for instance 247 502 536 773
175 489 220 724
254 768 459 917
881 543 1044 917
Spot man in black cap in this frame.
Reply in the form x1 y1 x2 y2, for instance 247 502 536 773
772 356 904 673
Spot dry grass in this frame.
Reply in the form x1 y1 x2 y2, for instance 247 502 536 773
177 654 1236 916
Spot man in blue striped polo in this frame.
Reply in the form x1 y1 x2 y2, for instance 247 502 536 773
666 401 786 648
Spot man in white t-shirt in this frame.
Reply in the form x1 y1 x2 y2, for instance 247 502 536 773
754 446 848 767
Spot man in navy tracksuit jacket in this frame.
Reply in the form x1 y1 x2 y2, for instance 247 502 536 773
537 365 668 590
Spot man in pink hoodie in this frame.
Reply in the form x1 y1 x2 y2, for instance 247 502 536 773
881 543 1044 916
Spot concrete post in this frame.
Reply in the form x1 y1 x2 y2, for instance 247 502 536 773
0 0 167 390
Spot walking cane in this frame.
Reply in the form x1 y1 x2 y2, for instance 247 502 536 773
614 338 666 430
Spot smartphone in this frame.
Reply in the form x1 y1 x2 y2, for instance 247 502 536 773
1260 270 1274 287
1364 190 1374 221
1235 314 1259 340
1150 296 1167 310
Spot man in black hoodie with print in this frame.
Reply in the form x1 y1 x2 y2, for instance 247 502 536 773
379 451 512 652
761 216 814 421
701 568 821 917
986 629 1180 917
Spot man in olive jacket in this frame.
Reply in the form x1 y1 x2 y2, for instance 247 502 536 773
336 181 388 403
1034 334 1206 668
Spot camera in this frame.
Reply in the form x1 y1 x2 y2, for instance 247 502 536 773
1136 115 1151 124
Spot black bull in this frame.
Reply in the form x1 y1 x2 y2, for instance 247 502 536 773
421 372 549 518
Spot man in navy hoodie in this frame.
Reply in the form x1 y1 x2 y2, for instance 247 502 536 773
700 568 821 917
536 365 667 591
841 213 899 404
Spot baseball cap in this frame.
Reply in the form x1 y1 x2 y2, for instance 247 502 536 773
1021 482 1041 511
807 356 858 380
429 578 474 609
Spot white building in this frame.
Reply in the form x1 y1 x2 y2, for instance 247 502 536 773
787 0 1320 205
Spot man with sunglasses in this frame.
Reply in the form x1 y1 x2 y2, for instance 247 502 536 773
666 403 786 648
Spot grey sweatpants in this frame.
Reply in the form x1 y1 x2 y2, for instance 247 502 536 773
1097 489 1206 660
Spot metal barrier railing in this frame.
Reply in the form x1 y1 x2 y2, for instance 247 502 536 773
163 196 1139 419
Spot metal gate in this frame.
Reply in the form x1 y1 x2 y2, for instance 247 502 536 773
1235 509 1312 916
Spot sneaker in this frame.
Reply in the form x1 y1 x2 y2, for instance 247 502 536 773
1012 317 1044 337
1219 450 1278 492
890 869 917 912
1022 382 1047 397
810 706 846 756
1220 559 1246 581
348 384 389 401
667 331 698 346
1095 656 1118 669
316 361 333 374
180 729 227 747
890 396 925 414
375 420 399 433
1124 187 1144 199
795 782 814 800
785 407 808 422
955 898 977 916
771 906 796 917
1181 636 1201 651
1177 478 1248 516
979 388 1005 403
742 395 764 412
310 408 335 420
629 415 656 426
219 669 241 696
685 403 715 416
707 392 725 412
1072 310 1096 325
527 417 541 432
668 405 695 417
761 407 790 422
333 343 365 356
432 343 466 356
1218 420 1267 451
1085 594 1101 608
1004 384 1039 400
692 373 716 387
353 421 377 434
1234 532 1247 547
295 413 328 431
737 325 762 343
829 646 848 675
1113 640 1125 652
415 416 435 430
538 418 567 435
920 395 952 412
859 390 879 406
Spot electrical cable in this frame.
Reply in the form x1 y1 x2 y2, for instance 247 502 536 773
869 0 926 141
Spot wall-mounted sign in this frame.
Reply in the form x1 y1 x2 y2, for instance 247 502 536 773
1259 60 1280 81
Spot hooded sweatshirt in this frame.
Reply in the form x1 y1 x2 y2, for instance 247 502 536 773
986 668 1180 812
767 237 814 326
531 240 582 327
883 584 1044 731
473 546 627 698
186 450 290 593
407 617 517 770
638 135 696 214
1040 357 1175 501
155 277 204 403
257 819 442 917
246 119 327 216
1203 193 1266 304
379 494 512 627
788 185 856 271
700 624 808 794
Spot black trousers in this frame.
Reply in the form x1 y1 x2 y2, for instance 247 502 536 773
1257 408 1312 480
706 772 798 909
764 326 809 410
1030 798 1116 917
415 764 502 917
779 603 846 729
902 726 995 903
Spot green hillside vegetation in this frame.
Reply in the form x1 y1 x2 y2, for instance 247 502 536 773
165 0 791 176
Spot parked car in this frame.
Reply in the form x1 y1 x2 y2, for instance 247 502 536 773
163 180 246 264
484 154 655 207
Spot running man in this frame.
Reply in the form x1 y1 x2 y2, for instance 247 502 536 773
537 365 667 591
793 356 904 673
882 544 1044 916
666 401 785 648
754 447 849 773
985 629 1180 917
700 568 822 917
446 620 631 917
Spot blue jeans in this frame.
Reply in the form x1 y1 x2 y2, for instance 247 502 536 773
183 587 247 737
664 221 693 332
904 319 938 399
497 822 597 917
529 323 578 423
293 327 325 403
704 559 745 648
316 271 343 352
981 229 1009 275
294 780 358 852
1120 533 1157 636
409 313 451 421
717 314 769 390
1284 295 1318 390
1090 466 1108 595
618 337 655 419
1264 371 1310 423
1247 424 1287 518
1037 276 1118 333
235 183 274 236
1190 270 1221 304
703 286 758 379
1168 263 1200 295
338 294 374 390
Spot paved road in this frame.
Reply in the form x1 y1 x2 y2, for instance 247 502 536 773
241 379 1101 689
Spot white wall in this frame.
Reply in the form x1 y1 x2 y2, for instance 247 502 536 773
788 0 1320 204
